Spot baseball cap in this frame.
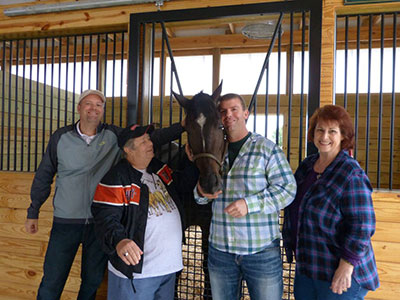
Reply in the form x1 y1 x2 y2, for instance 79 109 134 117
118 124 155 149
78 89 106 104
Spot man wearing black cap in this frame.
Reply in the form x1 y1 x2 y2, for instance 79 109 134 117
91 124 198 299
24 89 185 299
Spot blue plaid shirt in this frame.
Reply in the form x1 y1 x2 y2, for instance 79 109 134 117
195 133 296 255
283 150 379 291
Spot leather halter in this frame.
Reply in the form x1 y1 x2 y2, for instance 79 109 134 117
192 128 228 169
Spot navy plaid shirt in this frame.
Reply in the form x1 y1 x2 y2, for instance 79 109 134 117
283 150 379 291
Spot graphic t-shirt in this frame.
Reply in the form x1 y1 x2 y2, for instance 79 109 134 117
109 169 183 279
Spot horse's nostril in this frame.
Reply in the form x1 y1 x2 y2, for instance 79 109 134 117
200 173 222 194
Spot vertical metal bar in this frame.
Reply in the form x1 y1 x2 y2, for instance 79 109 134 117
28 38 33 171
344 16 349 108
34 39 40 170
89 34 93 90
354 15 360 159
72 35 77 123
389 13 396 189
65 36 70 127
287 12 294 162
298 12 306 165
120 32 125 127
7 41 12 170
81 35 85 93
276 25 281 146
21 39 26 171
14 40 19 170
57 37 62 129
149 23 156 125
1 41 5 170
103 34 108 122
307 2 322 156
160 27 165 128
264 59 269 139
111 32 117 124
128 19 140 124
97 34 101 90
42 38 48 156
366 14 373 175
377 14 384 188
50 38 55 138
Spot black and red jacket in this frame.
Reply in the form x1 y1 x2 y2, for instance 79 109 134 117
91 157 198 279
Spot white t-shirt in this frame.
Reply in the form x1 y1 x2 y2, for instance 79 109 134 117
109 169 183 279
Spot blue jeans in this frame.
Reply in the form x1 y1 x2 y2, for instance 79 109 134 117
294 272 369 300
37 222 107 300
107 271 176 300
208 240 283 300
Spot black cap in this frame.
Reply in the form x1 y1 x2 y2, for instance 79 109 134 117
118 124 154 149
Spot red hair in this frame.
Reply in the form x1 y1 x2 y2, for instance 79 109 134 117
307 105 355 151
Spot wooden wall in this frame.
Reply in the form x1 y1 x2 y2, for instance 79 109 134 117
0 172 398 299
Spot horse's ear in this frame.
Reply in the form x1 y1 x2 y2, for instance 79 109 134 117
211 81 223 102
173 91 188 109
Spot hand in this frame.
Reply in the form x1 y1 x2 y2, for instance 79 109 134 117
224 199 248 218
330 258 354 294
185 144 194 162
197 183 221 199
25 218 39 234
116 239 143 266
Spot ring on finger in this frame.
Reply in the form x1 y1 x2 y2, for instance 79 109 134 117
124 252 129 257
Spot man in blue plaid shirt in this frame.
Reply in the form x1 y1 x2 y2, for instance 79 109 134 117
194 93 296 300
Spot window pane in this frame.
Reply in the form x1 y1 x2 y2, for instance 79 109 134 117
220 53 286 95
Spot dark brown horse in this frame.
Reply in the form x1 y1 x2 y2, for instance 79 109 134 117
173 83 226 195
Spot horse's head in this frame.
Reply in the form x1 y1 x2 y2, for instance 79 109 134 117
173 83 226 195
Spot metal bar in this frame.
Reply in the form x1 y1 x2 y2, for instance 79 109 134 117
344 16 349 108
354 15 360 160
159 27 165 127
72 36 77 124
14 40 19 170
140 25 146 125
103 34 108 122
34 39 39 170
287 12 294 162
127 21 140 124
50 37 55 137
1 41 5 170
161 22 183 96
97 34 101 90
111 32 117 124
307 1 323 156
119 32 125 127
4 0 166 17
149 23 156 125
81 35 85 93
21 39 26 171
89 34 93 90
276 25 281 146
389 13 396 189
298 11 306 166
57 38 62 129
366 14 372 175
7 41 12 170
248 13 283 115
377 14 384 188
64 37 70 128
264 59 269 139
28 38 33 171
42 38 48 156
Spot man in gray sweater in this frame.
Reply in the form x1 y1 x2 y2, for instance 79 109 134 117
25 89 184 300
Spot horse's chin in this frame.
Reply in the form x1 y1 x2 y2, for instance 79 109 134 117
199 173 222 195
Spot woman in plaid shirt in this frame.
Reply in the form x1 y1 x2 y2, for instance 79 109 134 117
283 105 379 299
